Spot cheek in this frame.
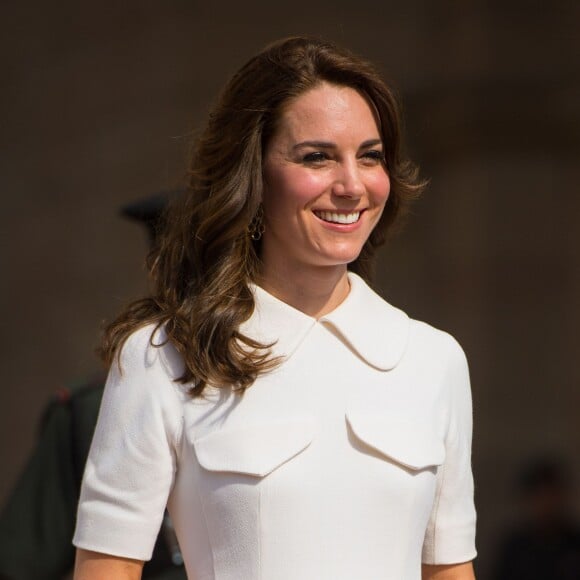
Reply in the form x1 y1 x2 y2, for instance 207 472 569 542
370 171 391 206
263 166 327 214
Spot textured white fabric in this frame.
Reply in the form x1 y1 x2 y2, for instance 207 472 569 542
73 273 477 579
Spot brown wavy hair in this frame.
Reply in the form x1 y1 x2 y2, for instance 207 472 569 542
100 36 427 396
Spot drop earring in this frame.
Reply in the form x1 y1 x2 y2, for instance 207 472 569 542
248 204 265 241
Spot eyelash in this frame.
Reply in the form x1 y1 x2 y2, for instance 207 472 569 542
302 152 328 163
302 150 384 164
363 150 385 161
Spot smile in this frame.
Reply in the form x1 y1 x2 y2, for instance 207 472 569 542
313 210 361 224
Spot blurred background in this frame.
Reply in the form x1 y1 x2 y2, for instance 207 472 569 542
1 1 579 578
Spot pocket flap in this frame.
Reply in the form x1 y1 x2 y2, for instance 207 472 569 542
193 418 316 477
346 412 444 470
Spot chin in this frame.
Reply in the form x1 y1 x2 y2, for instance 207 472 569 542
317 250 364 267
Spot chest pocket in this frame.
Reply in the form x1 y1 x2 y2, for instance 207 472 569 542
346 411 445 471
192 418 317 477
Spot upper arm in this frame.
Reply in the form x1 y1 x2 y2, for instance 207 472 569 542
73 327 184 562
422 336 477 565
74 548 144 580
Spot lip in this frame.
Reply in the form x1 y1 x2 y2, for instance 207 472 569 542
313 208 367 214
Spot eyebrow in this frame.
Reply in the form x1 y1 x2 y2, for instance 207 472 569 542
292 138 383 150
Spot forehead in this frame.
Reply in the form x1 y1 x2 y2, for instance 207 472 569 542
275 82 381 141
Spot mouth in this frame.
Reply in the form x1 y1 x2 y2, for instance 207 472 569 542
313 210 363 225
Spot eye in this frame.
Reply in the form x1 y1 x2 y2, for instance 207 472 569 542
302 151 329 164
361 149 385 164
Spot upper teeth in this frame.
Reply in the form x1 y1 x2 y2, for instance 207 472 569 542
315 211 361 224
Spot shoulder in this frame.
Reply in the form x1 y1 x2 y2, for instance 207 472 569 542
116 323 167 363
114 323 186 383
97 325 186 445
405 320 473 432
406 319 471 404
102 324 188 424
399 319 471 403
408 318 467 364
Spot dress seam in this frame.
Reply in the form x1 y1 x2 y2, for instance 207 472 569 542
258 481 263 580
191 445 217 579
429 455 446 562
426 344 455 563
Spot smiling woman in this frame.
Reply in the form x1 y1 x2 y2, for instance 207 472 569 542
72 37 477 580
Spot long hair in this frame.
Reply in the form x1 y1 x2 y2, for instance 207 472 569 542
100 36 427 396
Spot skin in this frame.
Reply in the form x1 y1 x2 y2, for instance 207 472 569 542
73 549 143 579
73 82 475 579
73 550 475 580
422 562 476 579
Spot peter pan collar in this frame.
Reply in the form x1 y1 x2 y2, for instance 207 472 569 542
241 272 410 371
320 273 410 370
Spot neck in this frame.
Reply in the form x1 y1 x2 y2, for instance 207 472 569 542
257 260 350 319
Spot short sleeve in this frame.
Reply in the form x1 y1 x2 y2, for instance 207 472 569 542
422 336 477 564
72 326 184 561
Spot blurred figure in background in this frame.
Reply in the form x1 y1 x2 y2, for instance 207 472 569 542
0 193 186 580
493 455 580 580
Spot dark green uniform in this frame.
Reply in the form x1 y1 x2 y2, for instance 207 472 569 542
0 377 186 580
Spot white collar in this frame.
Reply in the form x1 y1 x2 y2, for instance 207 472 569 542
241 272 409 371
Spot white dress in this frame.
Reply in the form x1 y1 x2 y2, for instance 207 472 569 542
73 272 477 579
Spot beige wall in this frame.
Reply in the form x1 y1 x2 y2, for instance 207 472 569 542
2 1 578 577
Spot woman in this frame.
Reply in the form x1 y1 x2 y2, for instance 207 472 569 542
73 37 477 579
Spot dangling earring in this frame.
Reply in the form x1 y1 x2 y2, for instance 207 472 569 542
248 204 265 241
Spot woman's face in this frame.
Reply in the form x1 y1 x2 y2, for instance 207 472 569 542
261 82 390 277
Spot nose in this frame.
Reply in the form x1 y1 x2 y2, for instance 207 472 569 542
331 160 365 199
